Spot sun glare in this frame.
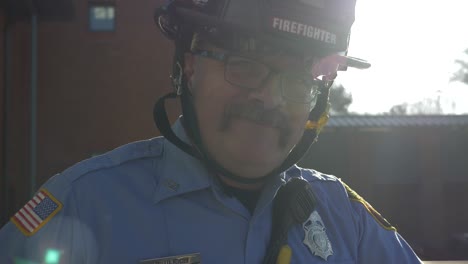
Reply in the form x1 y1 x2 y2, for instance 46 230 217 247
339 0 468 114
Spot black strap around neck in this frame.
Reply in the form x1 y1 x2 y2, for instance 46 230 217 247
153 92 201 159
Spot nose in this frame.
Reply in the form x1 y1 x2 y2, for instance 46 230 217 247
247 74 285 109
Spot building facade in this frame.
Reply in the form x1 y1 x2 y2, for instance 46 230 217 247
0 0 180 225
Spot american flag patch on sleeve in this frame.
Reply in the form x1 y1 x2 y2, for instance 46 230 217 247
11 189 63 236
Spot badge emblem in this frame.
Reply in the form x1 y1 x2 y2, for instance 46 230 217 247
303 211 333 261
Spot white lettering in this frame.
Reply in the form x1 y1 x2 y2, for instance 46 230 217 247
297 23 304 36
313 28 320 39
273 17 280 29
291 22 298 34
307 26 314 38
283 20 290 32
320 30 326 41
271 17 336 45
296 23 301 35
330 34 336 45
325 32 331 43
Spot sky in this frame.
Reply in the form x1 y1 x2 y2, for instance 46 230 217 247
337 0 468 114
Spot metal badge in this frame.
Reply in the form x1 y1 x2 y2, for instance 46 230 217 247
303 211 333 261
139 253 201 264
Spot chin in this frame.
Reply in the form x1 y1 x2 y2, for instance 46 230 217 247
229 119 283 145
231 144 287 168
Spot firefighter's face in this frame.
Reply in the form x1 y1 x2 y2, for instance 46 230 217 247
184 49 311 180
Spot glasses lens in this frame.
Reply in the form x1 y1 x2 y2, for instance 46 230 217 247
224 55 320 104
281 74 320 103
225 56 269 89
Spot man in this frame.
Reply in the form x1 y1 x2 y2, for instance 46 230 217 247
0 0 422 263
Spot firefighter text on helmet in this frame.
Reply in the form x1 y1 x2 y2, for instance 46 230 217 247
271 17 337 45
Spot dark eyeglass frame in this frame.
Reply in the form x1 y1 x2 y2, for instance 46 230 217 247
192 49 321 104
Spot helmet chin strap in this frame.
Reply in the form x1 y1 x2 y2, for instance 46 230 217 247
153 88 328 184
153 39 332 185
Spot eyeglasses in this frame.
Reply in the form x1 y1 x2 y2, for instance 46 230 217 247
192 49 321 104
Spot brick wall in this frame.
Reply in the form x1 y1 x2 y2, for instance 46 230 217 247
1 0 181 223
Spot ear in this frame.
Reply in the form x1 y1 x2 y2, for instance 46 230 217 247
184 52 195 80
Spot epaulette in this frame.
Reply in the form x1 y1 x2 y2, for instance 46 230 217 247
62 137 164 183
341 181 396 231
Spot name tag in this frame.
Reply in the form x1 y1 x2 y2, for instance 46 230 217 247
139 253 201 264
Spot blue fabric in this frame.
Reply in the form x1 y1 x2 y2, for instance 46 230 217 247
0 119 422 263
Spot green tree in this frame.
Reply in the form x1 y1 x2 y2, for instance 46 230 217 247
388 98 442 115
451 48 468 84
329 84 353 115
389 103 408 115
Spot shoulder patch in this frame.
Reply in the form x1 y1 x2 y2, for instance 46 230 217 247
11 189 63 236
341 181 396 231
60 138 163 183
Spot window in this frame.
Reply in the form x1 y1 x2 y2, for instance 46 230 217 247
89 5 115 32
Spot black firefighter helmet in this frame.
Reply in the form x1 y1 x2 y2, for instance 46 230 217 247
153 0 370 184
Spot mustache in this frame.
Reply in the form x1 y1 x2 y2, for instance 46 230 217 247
220 101 291 148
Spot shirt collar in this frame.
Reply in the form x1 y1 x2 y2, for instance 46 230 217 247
153 118 212 204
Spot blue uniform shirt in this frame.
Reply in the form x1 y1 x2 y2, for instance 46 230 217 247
0 119 422 263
